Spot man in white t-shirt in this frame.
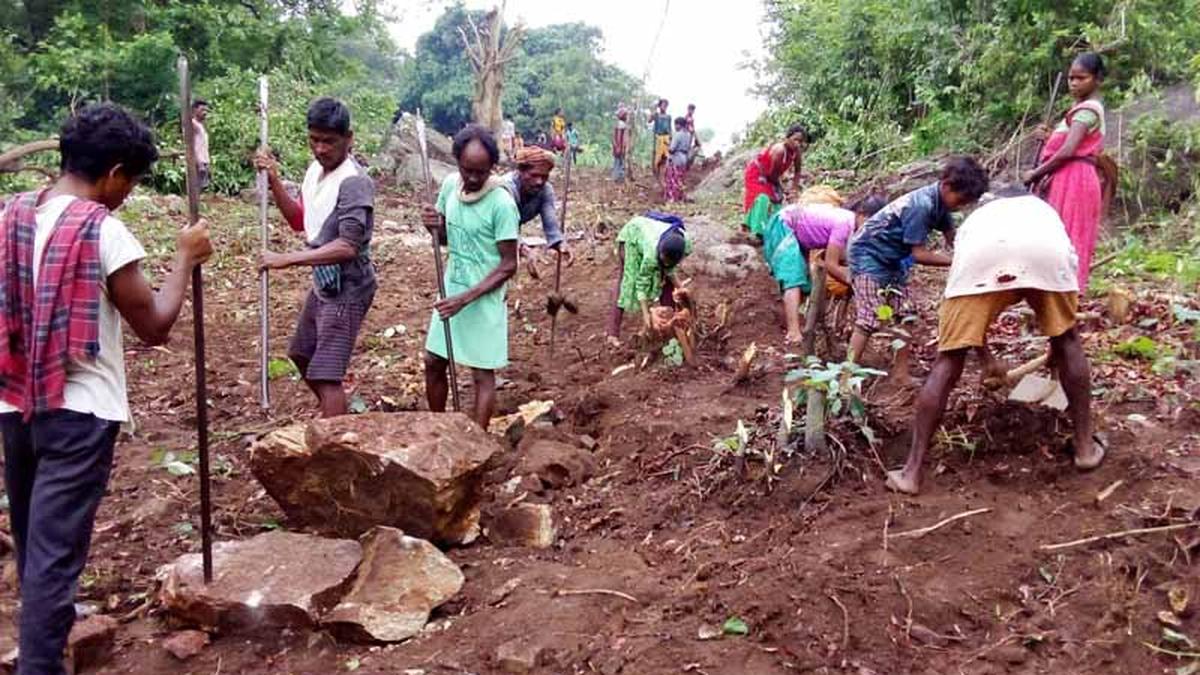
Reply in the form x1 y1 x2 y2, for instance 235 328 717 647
0 103 211 673
886 188 1101 495
192 99 211 190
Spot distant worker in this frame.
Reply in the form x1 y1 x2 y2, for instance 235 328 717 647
421 125 519 429
664 117 692 202
501 146 573 277
763 192 887 343
551 108 567 154
254 98 377 418
742 124 807 238
847 156 989 377
192 99 211 190
612 109 629 183
887 188 1102 494
1022 52 1111 292
500 114 517 163
565 122 581 166
606 213 691 346
649 99 672 178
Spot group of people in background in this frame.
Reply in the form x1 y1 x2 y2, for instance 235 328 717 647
742 52 1112 495
499 108 581 166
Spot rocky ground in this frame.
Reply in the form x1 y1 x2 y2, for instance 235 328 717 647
1 167 1199 675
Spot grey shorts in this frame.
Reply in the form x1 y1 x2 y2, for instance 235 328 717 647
288 289 373 382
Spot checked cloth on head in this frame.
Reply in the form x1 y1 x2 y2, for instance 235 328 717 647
0 190 105 419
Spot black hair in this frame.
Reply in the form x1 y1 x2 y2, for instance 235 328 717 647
59 103 158 182
786 123 807 141
687 103 695 110
940 155 989 201
1073 52 1107 80
658 230 687 267
452 124 500 164
192 99 208 109
306 97 351 135
674 116 687 128
847 193 887 218
567 121 573 128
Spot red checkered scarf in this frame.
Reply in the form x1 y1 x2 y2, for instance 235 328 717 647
0 190 105 419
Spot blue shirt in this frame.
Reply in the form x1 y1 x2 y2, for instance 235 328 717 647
502 171 563 248
848 182 953 285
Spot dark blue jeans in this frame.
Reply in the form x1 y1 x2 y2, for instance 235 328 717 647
1 410 118 675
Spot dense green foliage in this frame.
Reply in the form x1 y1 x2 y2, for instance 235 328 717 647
0 0 402 193
397 3 653 161
753 0 1200 171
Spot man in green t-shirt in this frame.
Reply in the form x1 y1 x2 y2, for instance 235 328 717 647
421 125 519 428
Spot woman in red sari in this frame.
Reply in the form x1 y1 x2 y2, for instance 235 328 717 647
743 124 807 238
1023 53 1106 291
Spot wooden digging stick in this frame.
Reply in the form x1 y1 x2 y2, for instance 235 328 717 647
257 75 270 411
415 110 461 412
550 145 572 358
177 55 214 584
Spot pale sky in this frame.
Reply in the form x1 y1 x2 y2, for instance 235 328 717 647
382 0 768 150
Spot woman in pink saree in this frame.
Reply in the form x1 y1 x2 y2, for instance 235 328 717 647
1023 52 1107 291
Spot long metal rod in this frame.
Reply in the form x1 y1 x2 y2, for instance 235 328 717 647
549 149 572 357
415 111 461 412
177 55 213 584
257 75 270 411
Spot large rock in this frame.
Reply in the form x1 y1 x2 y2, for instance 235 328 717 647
375 113 456 188
160 530 362 633
690 242 765 281
250 412 500 545
323 527 464 643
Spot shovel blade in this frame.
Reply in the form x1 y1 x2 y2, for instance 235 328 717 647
1008 374 1068 410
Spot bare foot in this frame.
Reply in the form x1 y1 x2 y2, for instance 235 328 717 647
1073 432 1107 470
785 331 803 345
885 468 921 495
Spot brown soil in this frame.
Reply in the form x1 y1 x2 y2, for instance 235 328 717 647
2 169 1198 675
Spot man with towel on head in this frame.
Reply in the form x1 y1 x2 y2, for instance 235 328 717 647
502 146 573 277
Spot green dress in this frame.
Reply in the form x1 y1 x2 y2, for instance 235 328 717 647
425 174 520 369
615 216 692 311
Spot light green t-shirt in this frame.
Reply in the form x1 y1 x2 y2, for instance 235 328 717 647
425 174 520 369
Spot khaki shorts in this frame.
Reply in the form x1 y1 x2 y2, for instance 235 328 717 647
937 290 1078 352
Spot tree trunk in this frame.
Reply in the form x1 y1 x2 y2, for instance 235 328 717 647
0 139 59 172
460 5 522 136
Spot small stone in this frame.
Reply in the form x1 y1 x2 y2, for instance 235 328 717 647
496 637 543 674
578 435 598 451
908 623 948 647
322 527 464 643
987 645 1029 665
160 530 362 633
66 614 118 673
516 440 596 489
487 504 555 549
487 577 523 606
162 630 210 661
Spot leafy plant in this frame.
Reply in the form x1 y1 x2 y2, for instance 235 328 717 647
662 338 685 367
1113 336 1162 361
786 358 886 447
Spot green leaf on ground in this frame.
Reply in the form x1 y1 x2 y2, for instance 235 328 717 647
875 305 894 322
267 357 298 380
723 616 749 636
1113 336 1161 361
348 395 369 414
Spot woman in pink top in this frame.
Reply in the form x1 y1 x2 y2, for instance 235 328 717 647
1022 52 1107 291
763 194 887 343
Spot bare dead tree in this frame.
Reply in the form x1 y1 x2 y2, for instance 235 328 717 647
458 4 523 134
